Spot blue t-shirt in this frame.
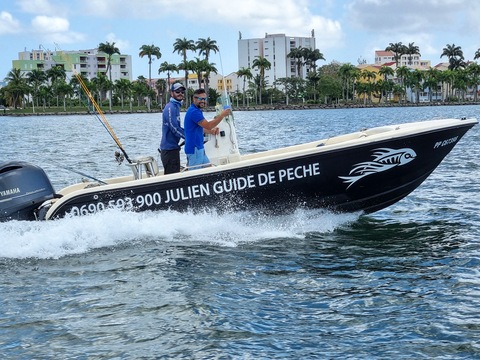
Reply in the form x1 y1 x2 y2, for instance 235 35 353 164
160 98 184 151
184 103 206 154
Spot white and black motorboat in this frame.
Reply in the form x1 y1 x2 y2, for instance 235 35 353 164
0 106 477 222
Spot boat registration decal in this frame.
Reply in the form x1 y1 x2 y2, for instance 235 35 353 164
339 148 416 189
434 136 458 149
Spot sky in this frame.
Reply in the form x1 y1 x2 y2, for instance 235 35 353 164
1 0 479 81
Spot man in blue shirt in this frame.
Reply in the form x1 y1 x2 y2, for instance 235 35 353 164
184 89 231 170
160 83 186 174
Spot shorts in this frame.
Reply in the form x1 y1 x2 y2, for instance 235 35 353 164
186 147 211 170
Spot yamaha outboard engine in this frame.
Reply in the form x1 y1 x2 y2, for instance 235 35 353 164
0 161 56 221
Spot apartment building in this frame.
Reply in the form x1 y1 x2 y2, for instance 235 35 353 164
238 33 316 88
13 48 133 81
374 50 431 68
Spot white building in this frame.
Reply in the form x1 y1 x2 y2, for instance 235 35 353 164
374 50 431 68
238 33 316 88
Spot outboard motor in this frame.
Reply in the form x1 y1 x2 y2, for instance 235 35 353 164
0 161 56 222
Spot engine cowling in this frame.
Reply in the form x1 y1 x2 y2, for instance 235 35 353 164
0 161 56 221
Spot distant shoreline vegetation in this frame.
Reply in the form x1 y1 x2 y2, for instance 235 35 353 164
1 100 479 117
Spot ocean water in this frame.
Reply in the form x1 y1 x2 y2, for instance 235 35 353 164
1 105 479 359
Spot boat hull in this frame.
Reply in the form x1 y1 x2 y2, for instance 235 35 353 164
43 118 476 220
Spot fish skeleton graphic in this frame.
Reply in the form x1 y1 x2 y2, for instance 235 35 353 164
339 147 417 189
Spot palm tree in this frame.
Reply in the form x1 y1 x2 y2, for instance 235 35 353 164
306 70 321 102
91 74 112 107
192 59 218 104
46 66 66 107
115 78 133 109
405 42 420 66
252 56 271 104
178 59 196 100
379 66 395 102
424 67 440 102
55 80 73 111
287 47 305 78
69 73 90 107
304 48 325 73
395 66 410 103
409 69 424 103
154 78 167 107
385 42 407 68
173 37 196 104
132 76 150 108
26 69 47 111
158 61 179 103
441 44 464 70
98 41 120 110
475 49 480 61
236 67 253 106
139 44 161 111
4 68 28 108
360 69 376 104
98 41 120 82
196 37 219 94
139 44 161 91
302 48 325 97
338 63 358 101
466 62 480 102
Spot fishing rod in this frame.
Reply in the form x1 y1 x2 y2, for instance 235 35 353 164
47 159 108 185
73 71 133 164
54 45 133 164
218 49 238 148
218 49 232 111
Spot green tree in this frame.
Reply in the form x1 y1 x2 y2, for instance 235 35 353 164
441 43 464 70
236 67 253 106
252 56 271 104
196 37 219 94
474 48 480 61
55 80 73 111
132 76 150 108
154 78 167 107
287 47 305 78
98 41 120 110
139 44 161 110
466 62 480 102
405 42 420 66
338 63 358 101
424 67 440 102
360 69 376 104
26 69 47 111
115 78 133 109
158 61 179 104
304 48 325 73
396 66 411 103
378 66 394 102
275 77 306 104
4 68 28 108
385 42 407 68
317 68 342 105
173 37 196 105
46 65 66 106
409 69 424 103
91 74 112 107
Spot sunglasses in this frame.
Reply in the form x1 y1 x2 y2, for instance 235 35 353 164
174 90 185 94
195 96 208 101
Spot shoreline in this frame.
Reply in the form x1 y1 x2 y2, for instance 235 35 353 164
1 101 479 117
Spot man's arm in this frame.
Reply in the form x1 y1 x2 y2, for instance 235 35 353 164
198 108 231 130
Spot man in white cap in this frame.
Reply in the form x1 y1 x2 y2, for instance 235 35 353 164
159 83 186 174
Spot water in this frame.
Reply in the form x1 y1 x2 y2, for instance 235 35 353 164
1 105 480 359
